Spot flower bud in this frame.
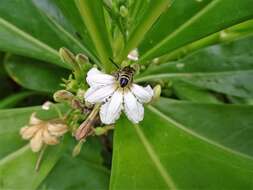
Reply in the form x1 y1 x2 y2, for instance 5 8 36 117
119 5 128 17
76 53 92 72
152 85 161 102
59 48 79 70
42 101 53 110
72 140 85 157
53 90 74 103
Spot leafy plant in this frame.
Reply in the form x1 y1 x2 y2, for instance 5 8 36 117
1 0 253 189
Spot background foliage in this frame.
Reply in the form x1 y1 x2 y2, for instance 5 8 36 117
0 0 253 189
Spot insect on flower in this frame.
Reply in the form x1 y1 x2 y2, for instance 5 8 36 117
84 66 154 125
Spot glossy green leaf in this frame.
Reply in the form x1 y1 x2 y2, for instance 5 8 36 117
172 81 221 104
32 0 99 65
111 98 253 189
4 56 69 93
39 138 110 190
75 0 113 72
0 0 71 67
139 0 253 62
137 36 253 98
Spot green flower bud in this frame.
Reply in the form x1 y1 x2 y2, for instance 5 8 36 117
53 90 74 103
59 48 79 70
151 85 161 103
119 5 128 17
76 53 91 71
72 140 85 157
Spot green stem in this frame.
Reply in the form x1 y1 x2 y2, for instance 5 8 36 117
35 145 47 172
75 0 113 72
157 19 253 63
116 0 172 64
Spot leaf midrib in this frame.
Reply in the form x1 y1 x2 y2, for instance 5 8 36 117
140 0 220 61
135 69 253 82
133 124 178 190
0 17 64 67
147 105 253 161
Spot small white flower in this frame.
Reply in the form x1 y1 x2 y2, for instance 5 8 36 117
84 68 153 124
127 49 139 61
42 101 52 110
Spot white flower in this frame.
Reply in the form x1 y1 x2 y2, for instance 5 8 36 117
84 68 153 124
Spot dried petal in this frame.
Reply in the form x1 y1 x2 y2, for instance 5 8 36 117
30 130 43 152
20 125 40 140
48 123 68 136
29 113 42 125
42 129 59 145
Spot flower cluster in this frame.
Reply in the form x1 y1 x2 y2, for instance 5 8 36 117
20 113 68 152
84 68 154 124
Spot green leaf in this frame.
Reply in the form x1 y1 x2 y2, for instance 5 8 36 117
75 0 113 72
139 0 253 62
39 138 110 190
32 0 100 65
137 36 253 98
111 98 253 189
0 91 38 109
172 81 221 104
0 0 70 68
4 55 69 93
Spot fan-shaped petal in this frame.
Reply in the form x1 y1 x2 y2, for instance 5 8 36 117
100 90 123 124
131 84 153 103
123 90 144 124
86 68 115 87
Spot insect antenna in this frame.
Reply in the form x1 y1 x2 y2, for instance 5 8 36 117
109 58 120 69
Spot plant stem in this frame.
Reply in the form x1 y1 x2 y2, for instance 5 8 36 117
116 0 172 64
35 145 47 172
75 0 113 72
157 19 253 63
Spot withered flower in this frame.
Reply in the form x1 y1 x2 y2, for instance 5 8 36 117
20 113 68 152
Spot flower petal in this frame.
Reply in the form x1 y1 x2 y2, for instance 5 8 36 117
29 113 42 125
100 90 123 124
85 85 117 104
20 125 40 140
123 90 144 124
48 123 68 136
86 68 115 87
131 84 153 103
30 130 43 152
43 129 59 145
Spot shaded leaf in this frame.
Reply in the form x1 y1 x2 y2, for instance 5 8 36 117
139 0 253 62
0 0 71 67
32 0 99 64
111 98 253 189
76 0 113 71
137 36 253 97
4 55 69 93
